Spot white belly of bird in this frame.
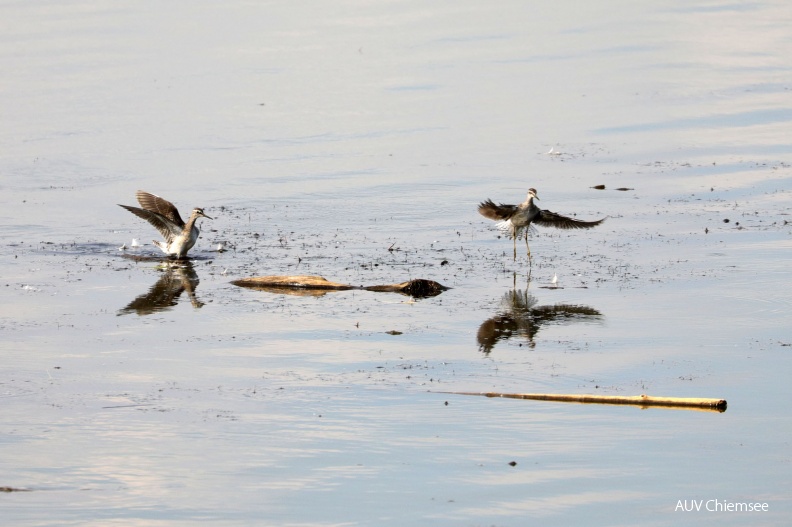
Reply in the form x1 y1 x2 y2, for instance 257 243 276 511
154 227 199 257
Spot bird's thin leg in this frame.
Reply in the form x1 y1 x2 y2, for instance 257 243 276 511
524 230 532 263
512 228 517 261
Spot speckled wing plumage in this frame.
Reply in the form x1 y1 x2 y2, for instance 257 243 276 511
135 191 185 227
532 210 606 229
478 199 518 221
118 190 188 243
117 205 181 243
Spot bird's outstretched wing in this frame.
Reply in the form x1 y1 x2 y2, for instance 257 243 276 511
478 199 518 221
136 191 185 227
533 210 606 229
118 204 181 241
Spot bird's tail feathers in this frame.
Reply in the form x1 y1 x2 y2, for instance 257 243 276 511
495 220 536 239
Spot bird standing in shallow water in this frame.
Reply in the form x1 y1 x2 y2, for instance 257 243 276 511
119 191 212 259
478 188 605 261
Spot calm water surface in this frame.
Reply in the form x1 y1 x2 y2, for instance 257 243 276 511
1 1 791 525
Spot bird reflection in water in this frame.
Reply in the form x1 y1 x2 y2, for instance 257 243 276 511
476 289 602 353
118 261 204 315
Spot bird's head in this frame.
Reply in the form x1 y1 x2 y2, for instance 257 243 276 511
193 208 212 220
528 188 539 200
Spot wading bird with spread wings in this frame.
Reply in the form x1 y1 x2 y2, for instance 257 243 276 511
119 191 211 259
478 188 605 261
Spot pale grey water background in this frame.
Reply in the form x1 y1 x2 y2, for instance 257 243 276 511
1 1 791 526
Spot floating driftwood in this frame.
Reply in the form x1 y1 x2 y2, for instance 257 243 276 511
232 275 449 298
231 275 353 297
364 280 448 297
442 391 727 412
233 275 354 291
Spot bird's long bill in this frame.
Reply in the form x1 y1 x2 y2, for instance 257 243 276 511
202 213 213 220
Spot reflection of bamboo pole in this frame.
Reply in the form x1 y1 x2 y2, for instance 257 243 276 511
442 392 727 412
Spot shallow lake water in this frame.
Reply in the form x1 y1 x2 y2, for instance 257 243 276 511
1 1 791 525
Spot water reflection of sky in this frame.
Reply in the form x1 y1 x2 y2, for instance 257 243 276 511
595 107 792 135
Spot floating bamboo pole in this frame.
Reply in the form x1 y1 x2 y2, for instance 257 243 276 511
441 391 727 412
